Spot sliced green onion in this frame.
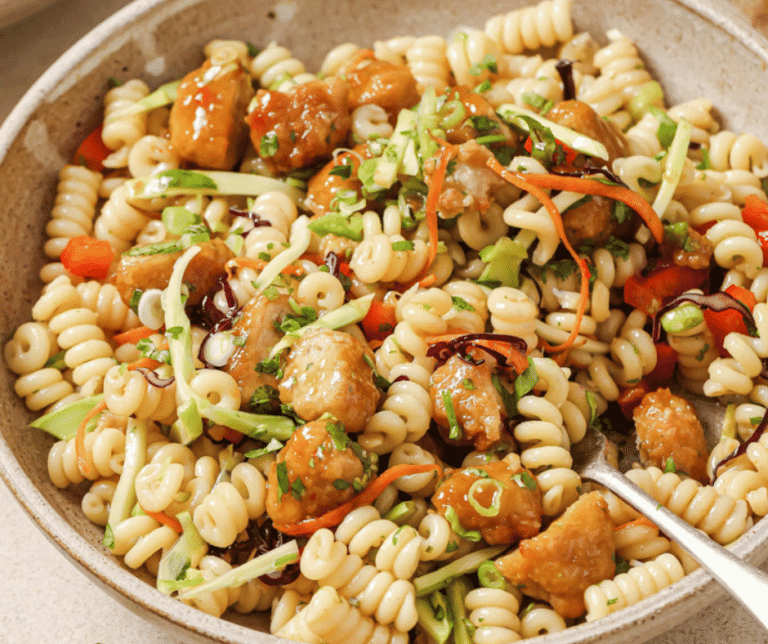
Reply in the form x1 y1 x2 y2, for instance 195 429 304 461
660 302 704 334
476 134 508 146
477 560 513 591
496 104 609 161
444 506 481 542
439 98 466 129
384 500 421 526
441 390 463 440
467 479 503 517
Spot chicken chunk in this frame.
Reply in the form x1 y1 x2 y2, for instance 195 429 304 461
169 60 254 169
265 418 376 525
426 140 517 217
546 99 628 164
305 144 371 217
633 388 709 484
224 293 293 408
278 327 380 432
345 57 420 118
246 78 351 174
430 353 506 450
432 454 543 545
495 491 615 618
114 239 233 307
444 87 517 148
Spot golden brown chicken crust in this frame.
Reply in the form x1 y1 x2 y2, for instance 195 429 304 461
633 387 710 484
265 419 370 525
495 491 615 618
114 239 233 308
279 327 380 433
432 455 543 545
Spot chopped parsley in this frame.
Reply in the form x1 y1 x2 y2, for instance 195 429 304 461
329 162 353 180
275 461 290 501
249 385 280 414
451 296 475 312
327 420 350 451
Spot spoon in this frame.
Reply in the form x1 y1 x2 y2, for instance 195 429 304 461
571 427 768 631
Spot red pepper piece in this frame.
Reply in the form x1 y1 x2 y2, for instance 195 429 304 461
623 264 709 316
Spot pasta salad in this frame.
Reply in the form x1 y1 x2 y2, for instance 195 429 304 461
6 0 768 640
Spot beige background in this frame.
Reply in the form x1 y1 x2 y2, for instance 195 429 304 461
1 0 768 642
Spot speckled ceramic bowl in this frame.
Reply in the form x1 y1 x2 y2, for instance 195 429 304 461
1 0 768 642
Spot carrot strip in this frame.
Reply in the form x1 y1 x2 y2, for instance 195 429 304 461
141 507 183 533
418 273 438 288
113 326 157 346
126 357 164 371
230 256 304 276
273 464 442 536
487 157 590 354
402 144 457 291
75 400 107 477
488 163 664 244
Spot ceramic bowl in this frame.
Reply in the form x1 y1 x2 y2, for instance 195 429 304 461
1 0 768 642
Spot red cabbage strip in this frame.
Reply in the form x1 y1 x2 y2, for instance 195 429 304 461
711 406 768 483
229 206 272 238
426 332 528 370
134 367 175 388
324 251 342 278
555 59 576 102
551 161 628 188
652 291 756 342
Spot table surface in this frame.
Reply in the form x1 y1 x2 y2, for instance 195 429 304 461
2 1 768 643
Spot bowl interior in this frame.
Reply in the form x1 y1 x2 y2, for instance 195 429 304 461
1 0 768 643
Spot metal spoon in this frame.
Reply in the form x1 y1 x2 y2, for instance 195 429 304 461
571 428 768 630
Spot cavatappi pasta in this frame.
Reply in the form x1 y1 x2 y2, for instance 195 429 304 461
9 0 768 639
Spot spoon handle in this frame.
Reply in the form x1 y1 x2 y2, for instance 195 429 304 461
590 463 768 631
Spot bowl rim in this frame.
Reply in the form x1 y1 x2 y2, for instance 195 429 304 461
2 0 768 642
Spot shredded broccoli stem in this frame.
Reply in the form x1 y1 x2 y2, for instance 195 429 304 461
105 418 149 541
414 545 508 596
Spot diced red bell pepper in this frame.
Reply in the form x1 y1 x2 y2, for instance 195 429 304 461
646 342 677 387
702 284 757 356
361 301 397 342
618 379 651 418
741 195 768 266
72 125 112 172
60 235 114 280
623 264 709 316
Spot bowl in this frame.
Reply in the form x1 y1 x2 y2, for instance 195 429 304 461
1 0 768 642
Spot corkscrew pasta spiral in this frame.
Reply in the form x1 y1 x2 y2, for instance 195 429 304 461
583 553 685 621
484 0 573 55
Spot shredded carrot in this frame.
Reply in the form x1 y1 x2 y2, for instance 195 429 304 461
113 326 157 346
126 356 164 371
487 161 664 244
614 516 658 532
418 273 438 288
273 463 442 536
141 507 183 533
408 146 455 290
487 157 591 354
75 400 107 477
229 256 304 277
